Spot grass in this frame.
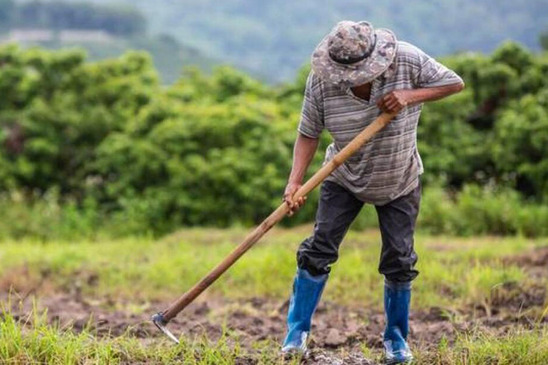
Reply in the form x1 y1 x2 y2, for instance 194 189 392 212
0 309 252 364
418 328 548 365
0 228 540 308
3 309 548 364
1 227 548 363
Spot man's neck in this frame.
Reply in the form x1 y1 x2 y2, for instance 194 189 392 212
350 82 372 101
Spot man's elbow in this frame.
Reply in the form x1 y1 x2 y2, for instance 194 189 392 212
453 80 465 93
441 80 465 98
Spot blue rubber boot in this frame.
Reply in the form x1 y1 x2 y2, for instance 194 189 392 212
281 268 328 355
383 280 413 364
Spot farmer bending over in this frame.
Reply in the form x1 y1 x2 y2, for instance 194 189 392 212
281 21 464 363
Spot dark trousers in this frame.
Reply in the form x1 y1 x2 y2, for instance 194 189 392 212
297 180 420 283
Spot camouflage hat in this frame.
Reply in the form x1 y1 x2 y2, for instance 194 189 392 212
311 20 397 87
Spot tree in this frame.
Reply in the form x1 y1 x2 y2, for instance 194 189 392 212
492 92 548 200
541 29 548 51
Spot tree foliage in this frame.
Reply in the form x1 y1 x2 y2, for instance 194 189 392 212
1 42 547 235
541 29 548 51
0 2 214 84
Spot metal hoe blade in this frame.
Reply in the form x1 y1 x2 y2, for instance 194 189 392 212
151 313 180 344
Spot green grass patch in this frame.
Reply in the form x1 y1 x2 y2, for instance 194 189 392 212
1 228 548 363
0 228 544 311
2 308 548 364
419 327 548 365
0 309 252 364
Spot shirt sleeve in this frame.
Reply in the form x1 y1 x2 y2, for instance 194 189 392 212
297 71 325 138
412 46 463 88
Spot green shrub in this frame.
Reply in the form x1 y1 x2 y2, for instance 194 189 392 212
419 184 548 237
1 43 548 237
417 184 460 235
0 190 101 241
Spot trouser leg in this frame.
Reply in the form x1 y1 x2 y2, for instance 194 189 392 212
375 183 421 283
297 180 364 276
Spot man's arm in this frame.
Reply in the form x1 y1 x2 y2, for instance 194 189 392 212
283 133 320 216
377 82 465 114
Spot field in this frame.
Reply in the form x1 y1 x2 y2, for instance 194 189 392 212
1 2 548 363
1 227 548 364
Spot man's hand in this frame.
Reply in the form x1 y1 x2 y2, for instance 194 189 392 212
377 90 413 113
283 182 307 216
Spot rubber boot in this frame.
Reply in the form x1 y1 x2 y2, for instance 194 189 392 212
281 268 328 355
383 280 413 364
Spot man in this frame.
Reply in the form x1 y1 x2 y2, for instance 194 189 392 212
281 21 464 363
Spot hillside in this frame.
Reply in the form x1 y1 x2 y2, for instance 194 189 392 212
45 34 217 84
56 0 548 82
1 0 216 83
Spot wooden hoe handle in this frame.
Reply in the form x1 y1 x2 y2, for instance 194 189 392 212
160 112 396 321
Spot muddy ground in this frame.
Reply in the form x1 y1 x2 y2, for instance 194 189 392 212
3 247 548 364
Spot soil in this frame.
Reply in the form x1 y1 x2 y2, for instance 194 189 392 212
504 245 548 280
3 288 546 365
2 246 547 364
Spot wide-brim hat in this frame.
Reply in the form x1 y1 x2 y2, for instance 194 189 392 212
311 20 397 87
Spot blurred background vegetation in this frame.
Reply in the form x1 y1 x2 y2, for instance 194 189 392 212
0 0 548 240
1 0 548 83
0 0 216 83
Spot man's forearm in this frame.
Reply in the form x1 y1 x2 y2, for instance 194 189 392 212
288 133 320 184
407 82 464 105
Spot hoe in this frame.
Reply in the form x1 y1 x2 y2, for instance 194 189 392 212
151 112 396 343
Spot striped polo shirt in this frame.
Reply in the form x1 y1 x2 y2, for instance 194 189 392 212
298 41 463 205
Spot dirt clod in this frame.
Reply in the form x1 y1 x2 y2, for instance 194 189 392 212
324 328 347 347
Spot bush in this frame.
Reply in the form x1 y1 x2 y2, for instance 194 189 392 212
419 184 548 237
1 43 548 238
0 190 101 241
